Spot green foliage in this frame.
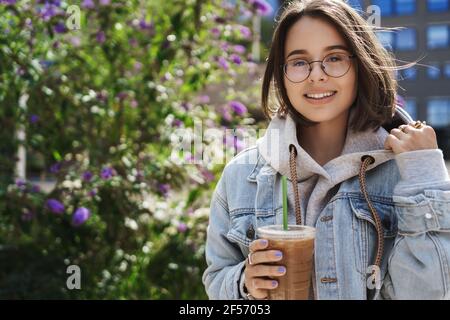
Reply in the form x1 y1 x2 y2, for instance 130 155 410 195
0 0 265 299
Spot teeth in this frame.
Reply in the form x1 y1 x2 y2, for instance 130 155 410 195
305 91 335 99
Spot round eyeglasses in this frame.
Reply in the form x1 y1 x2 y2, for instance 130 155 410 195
283 53 356 83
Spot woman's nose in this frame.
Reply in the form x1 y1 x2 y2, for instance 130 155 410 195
308 62 327 82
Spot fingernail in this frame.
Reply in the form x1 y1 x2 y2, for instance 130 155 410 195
272 280 278 287
278 266 286 274
275 251 283 258
260 239 268 246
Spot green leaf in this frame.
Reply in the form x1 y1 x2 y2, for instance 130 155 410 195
52 150 62 161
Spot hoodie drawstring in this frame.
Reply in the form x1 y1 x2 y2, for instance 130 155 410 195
358 155 384 272
288 147 384 282
289 145 302 225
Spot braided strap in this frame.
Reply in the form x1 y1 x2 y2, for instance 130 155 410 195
358 155 384 271
289 145 302 225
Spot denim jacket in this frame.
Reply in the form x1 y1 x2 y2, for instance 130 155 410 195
202 108 450 300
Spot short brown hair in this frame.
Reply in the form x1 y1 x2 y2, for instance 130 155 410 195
262 0 407 132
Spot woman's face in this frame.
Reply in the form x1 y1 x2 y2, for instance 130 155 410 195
283 16 358 124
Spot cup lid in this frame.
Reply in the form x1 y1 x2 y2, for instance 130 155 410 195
257 225 316 239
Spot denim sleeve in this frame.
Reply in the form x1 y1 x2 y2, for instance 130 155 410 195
382 149 450 299
202 175 247 300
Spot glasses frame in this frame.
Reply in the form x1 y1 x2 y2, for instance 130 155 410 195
282 53 356 83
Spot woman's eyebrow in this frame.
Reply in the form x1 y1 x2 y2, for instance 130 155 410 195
286 45 349 59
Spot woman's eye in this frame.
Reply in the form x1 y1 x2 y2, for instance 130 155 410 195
292 60 307 67
327 55 343 63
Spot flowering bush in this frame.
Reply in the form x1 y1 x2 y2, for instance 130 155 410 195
0 0 270 298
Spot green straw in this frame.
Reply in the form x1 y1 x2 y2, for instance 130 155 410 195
282 175 288 231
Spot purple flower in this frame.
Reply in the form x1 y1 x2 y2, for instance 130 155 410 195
96 90 108 102
81 0 95 9
210 27 220 38
158 183 170 197
50 162 62 173
173 119 183 127
177 222 188 233
181 102 192 110
117 92 128 100
233 45 246 54
46 198 65 214
70 36 81 47
134 61 143 71
72 207 91 226
230 54 242 65
29 114 39 124
53 22 66 33
214 16 226 24
224 135 245 153
220 42 229 51
129 38 138 47
82 171 93 182
40 4 57 21
220 107 232 122
31 184 41 193
21 208 35 222
229 100 247 115
249 0 273 17
88 188 97 197
0 0 17 5
15 179 27 191
217 57 229 70
198 95 210 104
100 167 114 179
99 0 110 5
139 19 154 31
96 31 106 44
201 168 215 183
130 99 138 108
238 25 251 39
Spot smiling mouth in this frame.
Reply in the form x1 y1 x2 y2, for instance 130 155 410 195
303 91 337 100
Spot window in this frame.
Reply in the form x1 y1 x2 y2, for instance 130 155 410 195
396 0 416 15
427 62 441 79
376 31 395 50
371 0 416 15
402 67 417 80
427 98 450 127
404 99 418 120
445 62 450 78
427 25 450 49
372 0 394 16
396 28 417 50
428 0 449 12
348 0 363 10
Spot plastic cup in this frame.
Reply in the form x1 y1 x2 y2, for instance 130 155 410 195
257 224 316 300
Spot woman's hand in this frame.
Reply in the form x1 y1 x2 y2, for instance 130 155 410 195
384 121 438 155
244 239 286 300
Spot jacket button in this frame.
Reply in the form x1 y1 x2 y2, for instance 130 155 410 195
246 224 255 239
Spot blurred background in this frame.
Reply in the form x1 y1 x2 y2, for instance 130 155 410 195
0 0 449 299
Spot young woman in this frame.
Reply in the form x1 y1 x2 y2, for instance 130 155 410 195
202 0 450 300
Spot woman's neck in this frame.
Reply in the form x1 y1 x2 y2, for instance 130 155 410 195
297 111 349 166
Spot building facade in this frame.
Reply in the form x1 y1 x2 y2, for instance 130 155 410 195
271 0 450 157
355 0 450 158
